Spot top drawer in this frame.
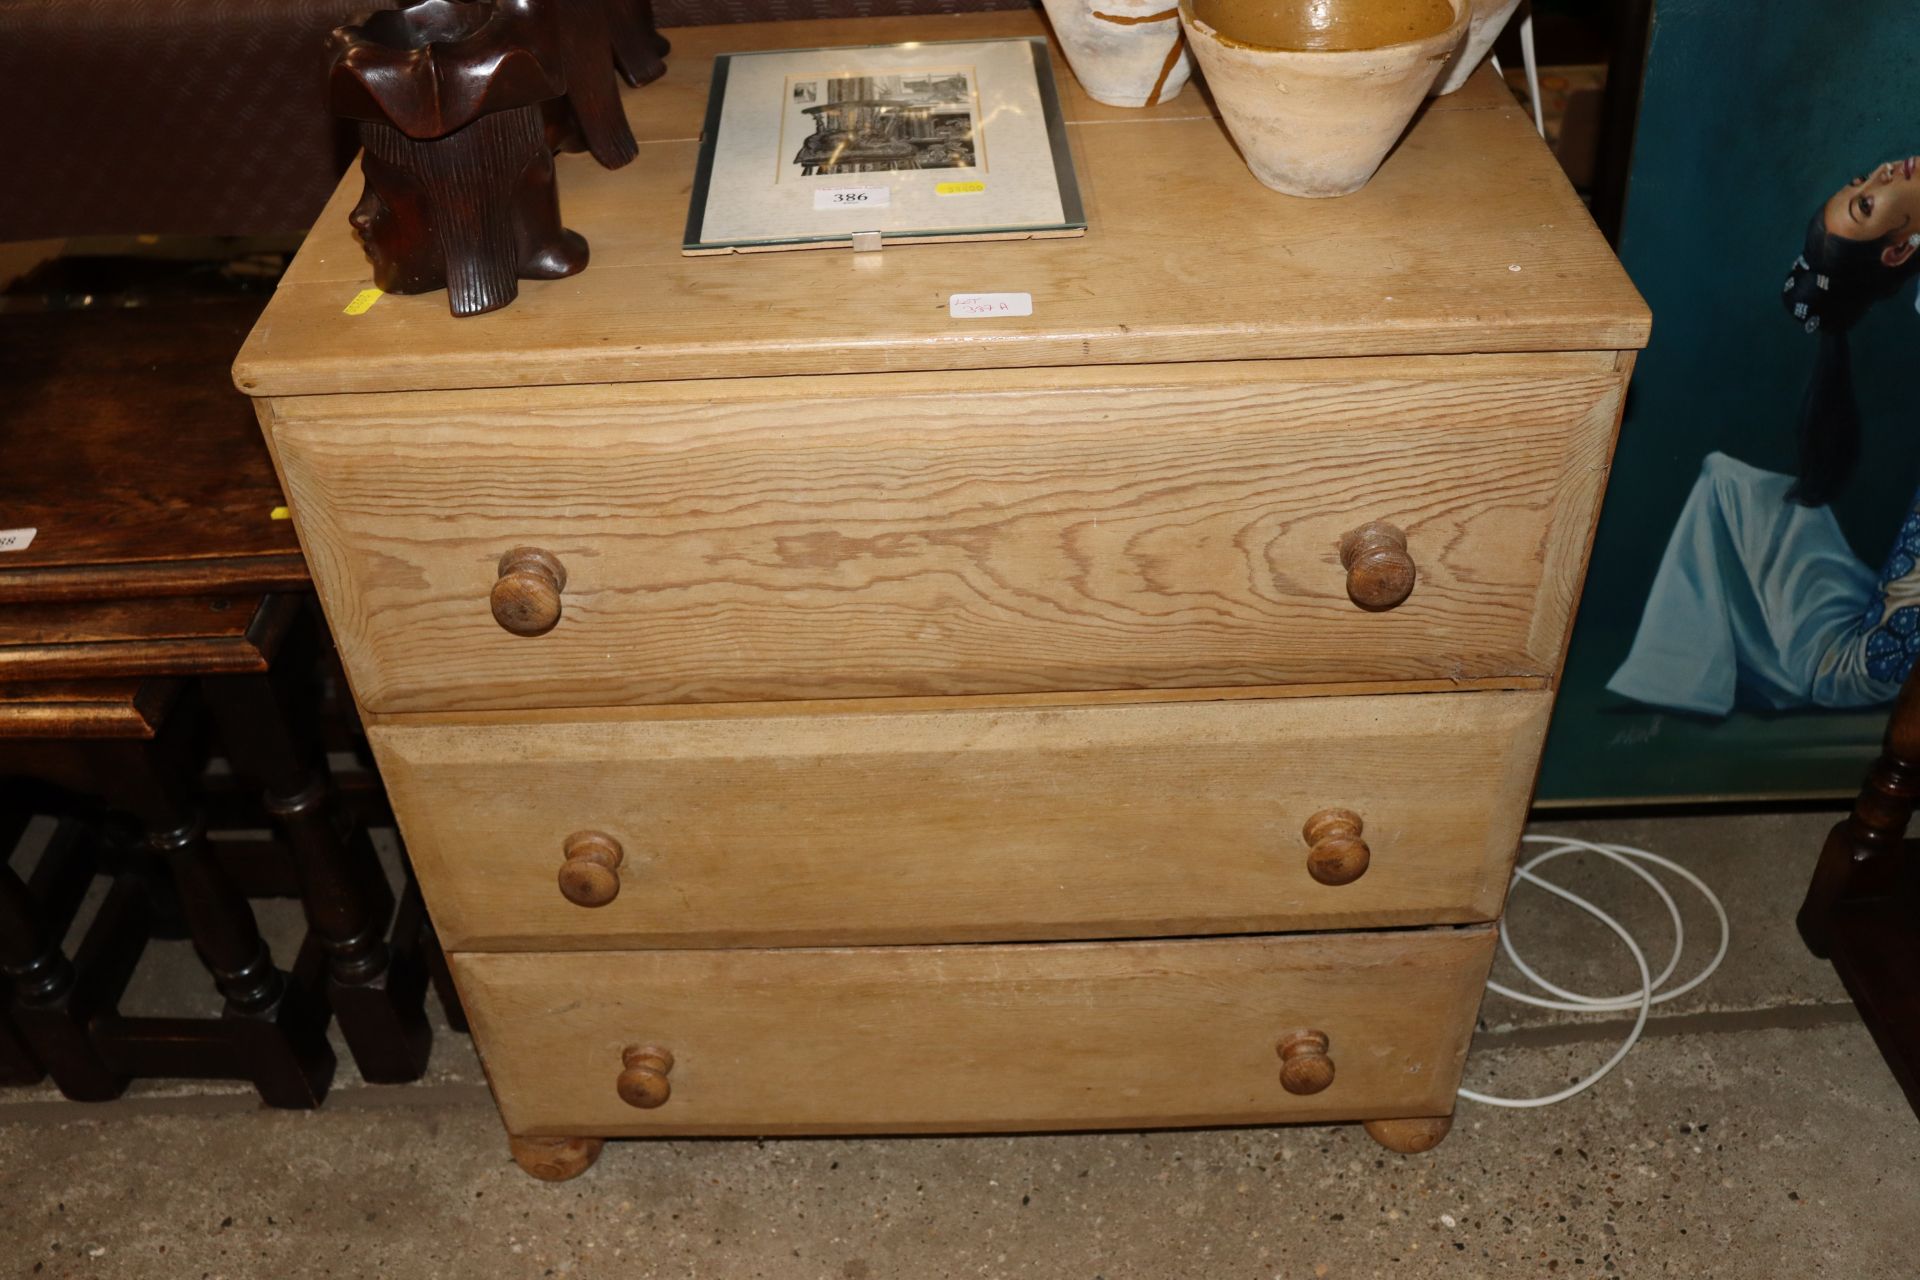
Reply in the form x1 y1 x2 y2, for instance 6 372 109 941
269 355 1624 714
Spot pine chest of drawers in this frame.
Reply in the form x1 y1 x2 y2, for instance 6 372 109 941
235 11 1647 1179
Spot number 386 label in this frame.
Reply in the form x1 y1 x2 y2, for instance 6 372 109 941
813 186 891 211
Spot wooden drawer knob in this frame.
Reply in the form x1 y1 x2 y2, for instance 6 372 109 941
617 1044 675 1108
558 831 623 908
1302 808 1370 886
1340 522 1415 611
491 546 567 636
1277 1029 1334 1095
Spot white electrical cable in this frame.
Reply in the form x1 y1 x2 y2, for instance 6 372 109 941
1457 835 1731 1109
1489 4 1547 140
1518 10 1547 139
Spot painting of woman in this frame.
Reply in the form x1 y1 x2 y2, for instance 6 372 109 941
1606 158 1920 716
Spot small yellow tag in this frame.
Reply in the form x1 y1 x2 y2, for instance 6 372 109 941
270 506 291 521
936 181 986 195
342 287 384 315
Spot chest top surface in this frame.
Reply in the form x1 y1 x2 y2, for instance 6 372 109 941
234 10 1648 400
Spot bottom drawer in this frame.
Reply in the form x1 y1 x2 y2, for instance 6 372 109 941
454 927 1495 1137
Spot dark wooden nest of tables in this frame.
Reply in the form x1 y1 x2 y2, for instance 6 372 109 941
0 298 459 1105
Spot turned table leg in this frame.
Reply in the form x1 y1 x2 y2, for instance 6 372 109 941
205 637 431 1083
0 860 120 1098
407 880 470 1034
510 1134 606 1181
1363 1115 1454 1154
0 1006 37 1086
0 806 43 1085
0 809 47 1086
98 729 335 1108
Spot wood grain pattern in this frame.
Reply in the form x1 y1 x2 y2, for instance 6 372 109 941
271 356 1624 713
452 927 1497 1135
234 13 1647 398
0 301 304 604
1529 350 1636 679
372 690 1549 950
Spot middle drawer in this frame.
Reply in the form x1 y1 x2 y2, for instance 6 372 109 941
374 689 1548 950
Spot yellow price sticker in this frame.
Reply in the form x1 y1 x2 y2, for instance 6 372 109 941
270 506 292 521
343 287 385 315
936 181 986 195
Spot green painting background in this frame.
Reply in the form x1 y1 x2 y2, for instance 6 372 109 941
1536 0 1920 803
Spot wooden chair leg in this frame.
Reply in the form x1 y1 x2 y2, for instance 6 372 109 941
205 649 431 1084
1798 665 1920 1116
1799 667 1920 957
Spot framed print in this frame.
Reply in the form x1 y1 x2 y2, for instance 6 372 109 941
682 37 1086 255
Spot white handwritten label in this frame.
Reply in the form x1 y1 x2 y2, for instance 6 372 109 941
814 186 891 211
948 292 1033 319
0 527 37 552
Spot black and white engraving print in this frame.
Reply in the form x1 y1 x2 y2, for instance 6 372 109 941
792 72 976 176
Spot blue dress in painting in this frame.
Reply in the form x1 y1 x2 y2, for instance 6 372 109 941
1607 451 1920 714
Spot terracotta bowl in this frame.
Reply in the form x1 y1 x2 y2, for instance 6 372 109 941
1178 0 1468 197
1433 0 1521 95
1042 0 1193 108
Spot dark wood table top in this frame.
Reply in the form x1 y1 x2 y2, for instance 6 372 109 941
0 299 307 604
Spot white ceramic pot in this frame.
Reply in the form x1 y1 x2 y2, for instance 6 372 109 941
1041 0 1193 108
1433 0 1521 95
1178 0 1468 197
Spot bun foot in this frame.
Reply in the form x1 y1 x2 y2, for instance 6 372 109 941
509 1134 605 1181
1363 1115 1453 1154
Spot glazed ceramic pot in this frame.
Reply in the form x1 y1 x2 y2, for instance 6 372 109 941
1178 0 1468 197
1433 0 1520 95
1042 0 1192 108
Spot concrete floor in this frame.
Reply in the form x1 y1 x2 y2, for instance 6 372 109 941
3 811 1916 1278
